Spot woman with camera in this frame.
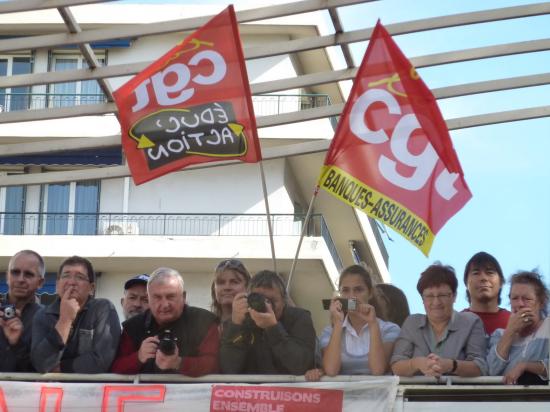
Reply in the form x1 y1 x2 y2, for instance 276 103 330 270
391 264 487 377
211 259 251 324
487 270 549 385
319 264 400 376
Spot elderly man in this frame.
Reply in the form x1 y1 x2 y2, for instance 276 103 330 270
463 251 510 336
1 250 44 371
111 267 219 376
120 274 149 320
31 256 121 373
220 270 316 374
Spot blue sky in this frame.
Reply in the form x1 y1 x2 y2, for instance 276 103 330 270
121 0 550 314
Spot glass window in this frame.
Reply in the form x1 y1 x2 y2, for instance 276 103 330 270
44 183 69 234
0 59 7 111
10 57 31 111
4 186 25 235
51 56 105 107
74 181 100 235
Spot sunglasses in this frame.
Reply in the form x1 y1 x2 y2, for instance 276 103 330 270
216 259 245 271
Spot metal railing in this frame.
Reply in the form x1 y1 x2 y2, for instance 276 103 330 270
0 91 332 116
0 212 326 237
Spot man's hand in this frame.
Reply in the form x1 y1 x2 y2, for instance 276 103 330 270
249 301 278 329
59 288 80 324
155 350 182 371
231 292 249 325
138 336 159 364
0 309 23 346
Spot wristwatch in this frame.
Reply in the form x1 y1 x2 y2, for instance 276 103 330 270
450 359 458 374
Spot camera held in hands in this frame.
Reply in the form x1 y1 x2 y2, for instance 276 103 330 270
0 304 16 321
247 292 268 313
157 329 178 356
322 298 357 312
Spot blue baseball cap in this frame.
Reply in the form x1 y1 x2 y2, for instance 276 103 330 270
124 274 150 290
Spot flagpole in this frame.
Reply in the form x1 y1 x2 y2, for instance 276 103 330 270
259 161 277 273
286 185 319 295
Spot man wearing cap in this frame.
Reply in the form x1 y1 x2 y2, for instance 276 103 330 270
0 250 44 372
31 256 121 373
121 274 149 320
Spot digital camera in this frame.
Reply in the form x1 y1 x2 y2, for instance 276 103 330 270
247 292 268 313
322 298 357 312
0 304 16 321
157 329 178 356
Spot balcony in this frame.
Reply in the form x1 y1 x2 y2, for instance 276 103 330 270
1 212 343 270
0 92 332 117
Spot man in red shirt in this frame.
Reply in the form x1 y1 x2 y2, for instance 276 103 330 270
462 252 510 336
111 267 219 376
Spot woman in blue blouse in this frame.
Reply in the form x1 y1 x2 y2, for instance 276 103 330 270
487 270 549 384
320 265 400 376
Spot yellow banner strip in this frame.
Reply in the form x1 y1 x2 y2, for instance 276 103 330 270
318 165 434 256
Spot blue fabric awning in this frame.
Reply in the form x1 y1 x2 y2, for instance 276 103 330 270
0 148 122 166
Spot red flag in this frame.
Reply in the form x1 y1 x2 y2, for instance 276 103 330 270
318 21 471 255
114 6 261 185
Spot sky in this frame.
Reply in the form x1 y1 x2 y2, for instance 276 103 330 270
120 0 550 314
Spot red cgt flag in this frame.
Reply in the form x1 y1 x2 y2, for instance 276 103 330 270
318 21 472 256
114 6 261 185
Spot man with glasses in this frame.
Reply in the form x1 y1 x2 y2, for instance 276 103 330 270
220 270 316 374
462 252 510 336
31 256 121 373
0 250 44 371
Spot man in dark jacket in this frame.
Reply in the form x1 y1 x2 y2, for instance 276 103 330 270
31 256 121 373
111 267 219 376
0 250 44 372
220 270 316 374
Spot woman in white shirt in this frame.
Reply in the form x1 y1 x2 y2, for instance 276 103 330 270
320 265 400 376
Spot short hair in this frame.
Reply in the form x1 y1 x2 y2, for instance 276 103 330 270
463 251 504 304
9 250 45 278
148 267 184 293
417 263 458 296
211 259 251 318
509 270 549 316
58 256 95 283
249 270 287 300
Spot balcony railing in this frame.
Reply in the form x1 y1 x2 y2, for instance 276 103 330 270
0 212 331 237
0 92 331 116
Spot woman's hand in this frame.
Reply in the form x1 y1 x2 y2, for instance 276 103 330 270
506 308 535 335
354 302 376 324
329 298 345 327
305 368 324 381
231 292 249 325
503 362 527 385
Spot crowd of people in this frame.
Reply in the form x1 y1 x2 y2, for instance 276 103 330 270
0 249 548 385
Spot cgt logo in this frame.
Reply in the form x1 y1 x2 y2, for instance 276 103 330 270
131 47 227 113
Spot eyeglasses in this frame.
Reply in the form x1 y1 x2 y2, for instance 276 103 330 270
59 272 90 283
422 293 453 302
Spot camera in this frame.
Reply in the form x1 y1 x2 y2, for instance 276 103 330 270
157 329 178 356
322 298 357 312
0 304 16 321
247 292 268 313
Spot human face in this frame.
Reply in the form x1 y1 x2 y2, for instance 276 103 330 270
121 284 149 320
466 264 502 304
57 263 94 307
148 277 185 326
214 269 247 307
7 253 44 303
510 283 542 324
422 284 455 323
251 286 285 320
339 274 370 304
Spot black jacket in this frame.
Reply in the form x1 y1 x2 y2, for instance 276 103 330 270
220 305 316 374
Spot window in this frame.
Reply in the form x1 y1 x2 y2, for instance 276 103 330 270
50 55 106 107
3 186 26 235
0 56 32 112
41 181 100 235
